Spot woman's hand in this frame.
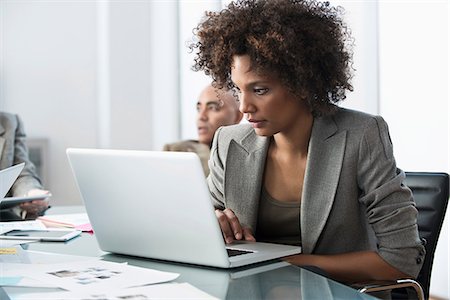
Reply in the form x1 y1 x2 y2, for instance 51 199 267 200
215 208 256 244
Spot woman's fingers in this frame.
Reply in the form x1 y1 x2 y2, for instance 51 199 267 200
242 227 256 242
215 208 244 244
223 208 243 240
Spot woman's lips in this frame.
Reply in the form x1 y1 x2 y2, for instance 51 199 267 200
248 119 265 128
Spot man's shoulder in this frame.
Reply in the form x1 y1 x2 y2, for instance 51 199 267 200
163 140 209 153
0 111 17 123
0 112 19 133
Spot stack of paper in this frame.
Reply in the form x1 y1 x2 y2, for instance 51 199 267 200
3 260 179 291
0 251 218 299
37 213 93 232
0 220 47 232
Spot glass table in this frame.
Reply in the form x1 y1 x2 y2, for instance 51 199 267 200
3 206 377 299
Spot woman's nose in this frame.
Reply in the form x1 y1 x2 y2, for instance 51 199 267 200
239 93 255 114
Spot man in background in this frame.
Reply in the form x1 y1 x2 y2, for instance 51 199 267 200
0 112 50 221
164 84 242 176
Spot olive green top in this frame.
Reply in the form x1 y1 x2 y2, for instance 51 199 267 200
256 186 301 246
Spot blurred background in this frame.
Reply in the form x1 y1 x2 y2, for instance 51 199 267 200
0 0 448 298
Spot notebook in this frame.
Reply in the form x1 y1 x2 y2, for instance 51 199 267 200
66 148 301 268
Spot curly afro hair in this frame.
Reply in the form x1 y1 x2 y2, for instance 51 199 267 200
191 0 354 116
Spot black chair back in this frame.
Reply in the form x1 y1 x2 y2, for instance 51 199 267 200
404 172 449 299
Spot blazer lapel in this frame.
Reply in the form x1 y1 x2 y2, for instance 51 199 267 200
301 115 347 253
224 131 270 230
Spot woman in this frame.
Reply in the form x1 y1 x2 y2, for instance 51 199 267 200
0 112 50 220
191 0 424 284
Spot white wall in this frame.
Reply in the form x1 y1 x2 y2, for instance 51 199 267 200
0 0 177 205
378 2 449 298
332 0 379 115
0 0 99 207
179 1 222 140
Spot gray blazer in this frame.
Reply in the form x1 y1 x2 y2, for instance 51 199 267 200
207 107 424 278
0 112 42 197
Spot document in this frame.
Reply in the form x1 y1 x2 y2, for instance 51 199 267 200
0 276 57 288
0 220 50 245
13 282 218 300
3 260 179 292
0 220 47 232
0 247 99 265
0 245 30 263
0 249 100 288
37 213 92 232
0 239 36 247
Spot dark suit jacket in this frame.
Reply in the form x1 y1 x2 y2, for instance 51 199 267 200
207 107 424 278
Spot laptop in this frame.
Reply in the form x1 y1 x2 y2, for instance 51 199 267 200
0 163 25 200
66 148 301 268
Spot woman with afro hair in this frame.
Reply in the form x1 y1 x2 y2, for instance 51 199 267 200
191 0 424 284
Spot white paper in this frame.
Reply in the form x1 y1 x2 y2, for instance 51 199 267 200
38 213 90 228
0 262 59 288
0 220 46 233
0 250 100 288
0 239 36 247
6 260 179 292
0 250 98 289
0 245 30 263
24 250 101 264
0 276 58 288
14 282 218 300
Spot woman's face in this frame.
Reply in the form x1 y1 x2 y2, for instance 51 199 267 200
230 55 310 137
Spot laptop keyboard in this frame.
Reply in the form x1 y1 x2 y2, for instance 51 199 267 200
227 248 254 257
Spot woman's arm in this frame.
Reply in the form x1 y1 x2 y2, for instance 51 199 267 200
356 116 424 279
284 251 409 284
215 205 409 284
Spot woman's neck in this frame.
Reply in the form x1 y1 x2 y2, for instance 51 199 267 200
272 112 313 156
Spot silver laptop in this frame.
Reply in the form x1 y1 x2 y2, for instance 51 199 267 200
0 163 25 199
66 148 301 268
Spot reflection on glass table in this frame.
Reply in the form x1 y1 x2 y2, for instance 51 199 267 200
102 253 374 300
6 206 376 300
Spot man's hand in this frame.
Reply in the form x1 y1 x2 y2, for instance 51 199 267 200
19 189 51 219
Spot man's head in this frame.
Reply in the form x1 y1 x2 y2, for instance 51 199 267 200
196 85 243 146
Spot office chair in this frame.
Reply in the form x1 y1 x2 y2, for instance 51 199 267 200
359 172 449 300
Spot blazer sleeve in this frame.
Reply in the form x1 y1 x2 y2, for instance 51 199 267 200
207 127 226 210
357 116 425 278
10 114 43 197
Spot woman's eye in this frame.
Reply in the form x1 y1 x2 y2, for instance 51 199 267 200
254 88 269 95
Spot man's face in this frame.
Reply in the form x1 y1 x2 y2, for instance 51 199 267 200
196 86 240 146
